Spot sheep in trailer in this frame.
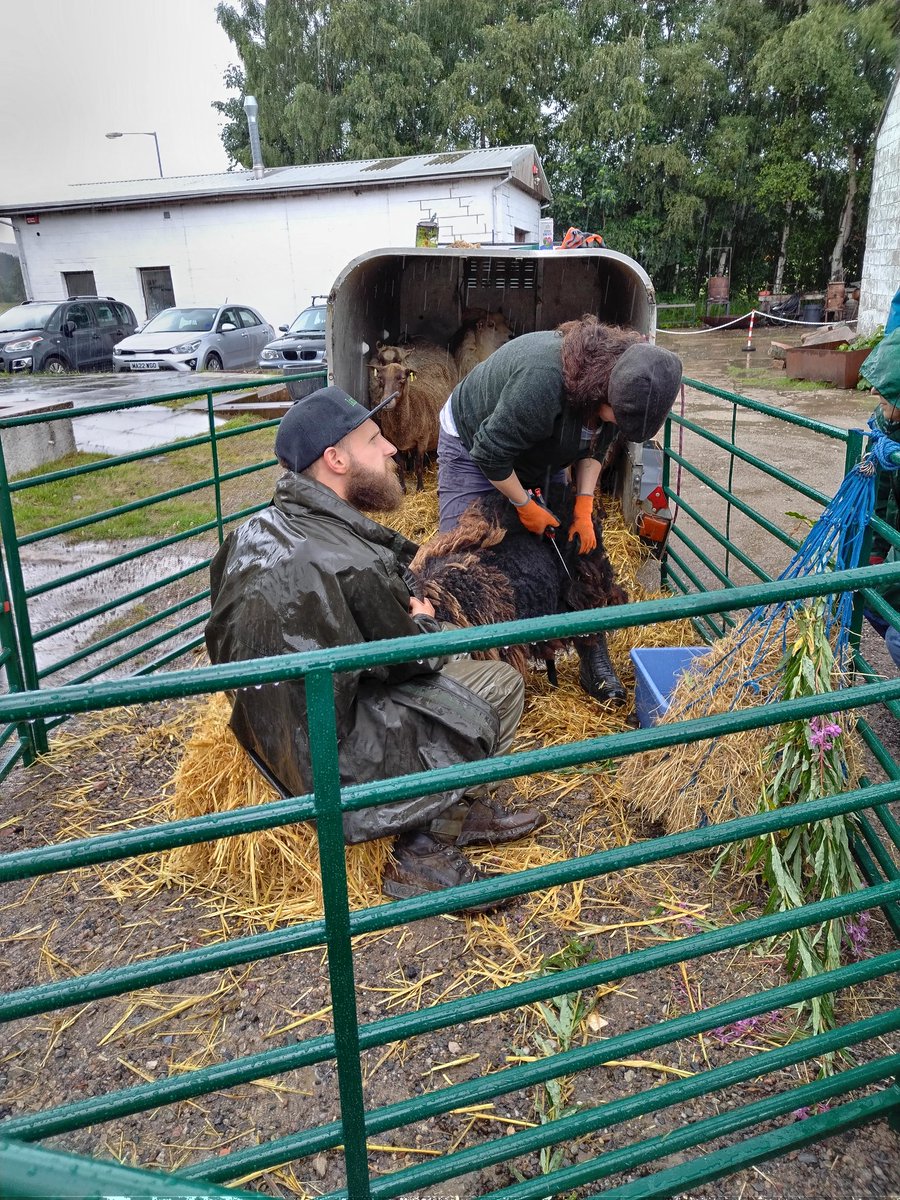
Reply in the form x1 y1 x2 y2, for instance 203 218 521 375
409 487 628 702
368 339 458 492
452 309 514 378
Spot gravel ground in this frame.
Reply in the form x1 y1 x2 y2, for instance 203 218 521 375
1 662 898 1200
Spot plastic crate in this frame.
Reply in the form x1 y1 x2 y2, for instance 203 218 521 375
630 646 710 727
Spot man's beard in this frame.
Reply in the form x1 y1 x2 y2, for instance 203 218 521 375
346 457 404 512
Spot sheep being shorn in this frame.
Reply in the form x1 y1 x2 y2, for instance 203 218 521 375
409 486 628 702
368 339 458 491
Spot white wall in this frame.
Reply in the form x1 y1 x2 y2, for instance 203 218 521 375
494 181 542 242
11 177 541 328
859 83 900 334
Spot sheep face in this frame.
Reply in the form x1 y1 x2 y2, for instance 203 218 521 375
454 309 513 377
369 359 412 409
476 310 513 351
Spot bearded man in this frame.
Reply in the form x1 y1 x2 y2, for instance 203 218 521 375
205 386 543 907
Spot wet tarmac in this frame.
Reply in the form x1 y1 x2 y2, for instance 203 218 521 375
0 368 282 409
0 369 289 456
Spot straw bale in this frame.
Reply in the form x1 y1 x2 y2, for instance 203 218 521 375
159 693 390 922
614 623 862 836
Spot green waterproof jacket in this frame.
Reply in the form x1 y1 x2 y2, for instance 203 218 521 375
450 330 616 485
205 473 499 843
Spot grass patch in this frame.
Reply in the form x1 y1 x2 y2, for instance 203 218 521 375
91 602 154 641
725 365 826 391
11 418 278 541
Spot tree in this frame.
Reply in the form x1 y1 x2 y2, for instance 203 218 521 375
211 0 896 297
752 0 897 284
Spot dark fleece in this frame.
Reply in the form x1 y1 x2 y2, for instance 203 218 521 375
410 483 628 675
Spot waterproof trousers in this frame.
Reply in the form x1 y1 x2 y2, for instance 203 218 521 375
441 656 524 756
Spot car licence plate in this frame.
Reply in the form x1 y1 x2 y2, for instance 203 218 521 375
129 361 159 371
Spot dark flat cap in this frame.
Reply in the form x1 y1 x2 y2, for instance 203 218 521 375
608 343 683 443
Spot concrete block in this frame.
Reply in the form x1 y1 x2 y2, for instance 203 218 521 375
0 400 76 478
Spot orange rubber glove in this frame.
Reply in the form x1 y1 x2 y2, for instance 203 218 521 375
568 493 597 554
516 498 560 536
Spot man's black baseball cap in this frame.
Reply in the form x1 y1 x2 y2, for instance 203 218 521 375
274 386 394 473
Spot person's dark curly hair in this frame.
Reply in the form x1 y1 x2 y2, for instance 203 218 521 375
558 315 642 425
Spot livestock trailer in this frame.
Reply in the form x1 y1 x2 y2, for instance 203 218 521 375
326 245 657 402
326 245 664 528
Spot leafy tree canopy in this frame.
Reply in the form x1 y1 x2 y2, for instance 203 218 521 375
213 0 898 293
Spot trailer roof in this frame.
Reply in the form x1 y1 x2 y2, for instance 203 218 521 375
0 145 552 215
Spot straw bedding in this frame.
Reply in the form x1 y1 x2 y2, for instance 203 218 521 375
4 475 897 1199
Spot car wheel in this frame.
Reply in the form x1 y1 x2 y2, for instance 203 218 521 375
43 356 68 375
203 353 223 372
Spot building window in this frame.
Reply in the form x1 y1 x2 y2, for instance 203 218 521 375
63 271 97 297
514 227 529 244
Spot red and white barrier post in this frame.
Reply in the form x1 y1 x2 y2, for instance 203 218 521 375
743 308 756 353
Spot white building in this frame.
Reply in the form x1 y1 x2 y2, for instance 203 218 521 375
0 146 551 329
859 79 900 333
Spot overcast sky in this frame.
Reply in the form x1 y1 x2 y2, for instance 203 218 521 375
0 0 236 243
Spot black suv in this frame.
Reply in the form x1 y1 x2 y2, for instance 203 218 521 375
0 297 138 374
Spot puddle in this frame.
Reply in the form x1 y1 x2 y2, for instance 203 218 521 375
16 539 210 685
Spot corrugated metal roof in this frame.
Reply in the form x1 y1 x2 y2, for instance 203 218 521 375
0 144 551 214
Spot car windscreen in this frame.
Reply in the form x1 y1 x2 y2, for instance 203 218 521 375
142 308 217 334
288 307 326 333
0 304 57 332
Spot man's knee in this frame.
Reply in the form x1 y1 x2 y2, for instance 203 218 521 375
443 657 525 753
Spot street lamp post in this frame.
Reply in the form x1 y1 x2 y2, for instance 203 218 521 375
105 131 163 178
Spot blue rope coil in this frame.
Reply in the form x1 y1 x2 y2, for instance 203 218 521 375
864 418 900 473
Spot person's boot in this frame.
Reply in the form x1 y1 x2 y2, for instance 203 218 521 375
430 790 546 848
577 634 627 704
382 830 513 912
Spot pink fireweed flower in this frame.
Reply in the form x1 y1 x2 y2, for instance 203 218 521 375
809 716 842 751
844 911 871 960
793 1101 832 1121
711 1011 781 1044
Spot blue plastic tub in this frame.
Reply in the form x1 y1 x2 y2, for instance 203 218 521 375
630 646 710 728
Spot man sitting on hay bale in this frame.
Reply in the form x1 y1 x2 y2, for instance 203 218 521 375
205 386 544 909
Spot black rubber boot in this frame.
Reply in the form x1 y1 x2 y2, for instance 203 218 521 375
577 634 627 704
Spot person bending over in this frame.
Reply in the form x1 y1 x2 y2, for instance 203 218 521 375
436 315 682 700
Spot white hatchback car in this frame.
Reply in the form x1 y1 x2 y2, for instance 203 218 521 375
113 305 274 373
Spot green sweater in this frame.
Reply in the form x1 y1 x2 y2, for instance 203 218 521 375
449 331 615 486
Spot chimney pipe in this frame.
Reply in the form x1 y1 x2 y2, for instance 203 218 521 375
243 95 265 179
